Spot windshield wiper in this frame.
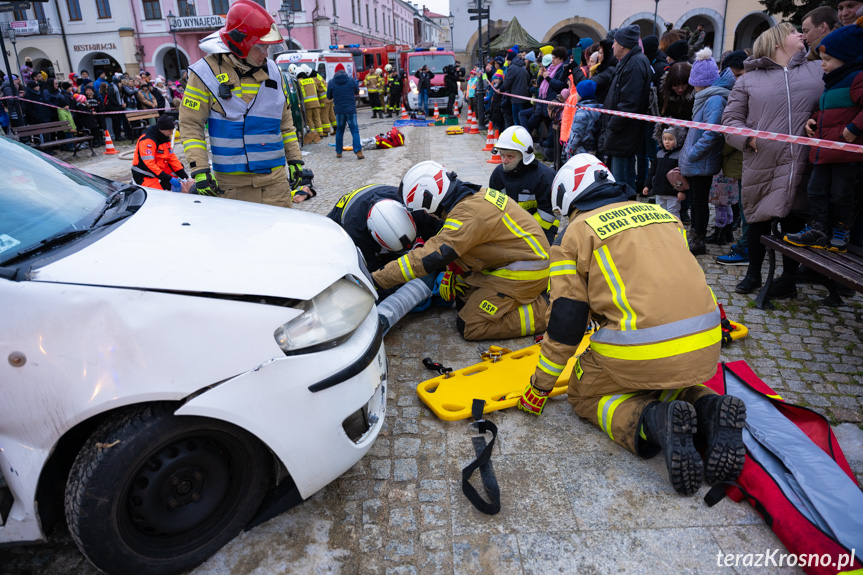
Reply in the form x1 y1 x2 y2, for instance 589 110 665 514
90 185 136 228
0 228 92 267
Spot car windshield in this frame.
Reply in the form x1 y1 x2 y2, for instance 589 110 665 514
408 54 455 74
0 138 113 265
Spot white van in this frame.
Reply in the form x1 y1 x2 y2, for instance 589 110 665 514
276 50 356 82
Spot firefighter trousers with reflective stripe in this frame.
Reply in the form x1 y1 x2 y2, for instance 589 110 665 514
567 349 716 454
306 107 323 134
456 286 548 341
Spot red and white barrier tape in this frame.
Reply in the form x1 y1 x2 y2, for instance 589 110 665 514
1 95 173 116
488 85 863 155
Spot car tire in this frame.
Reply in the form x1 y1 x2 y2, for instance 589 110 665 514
64 403 271 575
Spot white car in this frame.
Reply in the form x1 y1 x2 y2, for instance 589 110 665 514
0 138 387 574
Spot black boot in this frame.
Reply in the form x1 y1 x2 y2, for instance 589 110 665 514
694 395 746 484
689 232 706 255
704 227 725 245
643 401 703 495
722 225 734 245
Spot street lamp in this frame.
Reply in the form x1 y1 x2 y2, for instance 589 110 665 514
278 2 295 49
3 27 20 71
332 16 339 46
653 0 660 36
166 11 182 81
447 11 454 51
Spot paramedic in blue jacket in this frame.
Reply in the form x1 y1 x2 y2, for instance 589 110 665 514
327 63 364 160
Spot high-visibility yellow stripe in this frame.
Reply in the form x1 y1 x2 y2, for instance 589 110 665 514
398 255 416 282
550 260 577 276
502 213 548 259
595 245 636 331
533 211 559 230
442 218 462 231
482 268 549 281
518 304 534 336
185 85 209 99
659 388 683 402
537 352 565 377
767 393 784 401
183 139 208 151
591 326 722 361
597 393 639 440
182 92 206 104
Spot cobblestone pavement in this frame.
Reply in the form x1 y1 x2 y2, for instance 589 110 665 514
2 115 861 575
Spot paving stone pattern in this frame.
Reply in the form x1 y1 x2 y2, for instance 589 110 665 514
2 116 861 575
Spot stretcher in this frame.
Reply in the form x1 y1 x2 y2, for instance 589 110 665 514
417 318 749 421
445 126 464 135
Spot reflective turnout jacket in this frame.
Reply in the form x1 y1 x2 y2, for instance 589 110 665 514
488 160 559 241
180 53 300 181
365 73 382 93
373 185 551 302
298 76 321 109
534 201 721 392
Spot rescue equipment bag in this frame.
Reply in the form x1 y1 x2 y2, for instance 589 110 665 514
375 127 405 149
704 361 863 575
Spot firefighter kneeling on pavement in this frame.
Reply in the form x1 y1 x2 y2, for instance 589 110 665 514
132 114 189 192
179 0 303 207
372 161 551 341
518 154 747 496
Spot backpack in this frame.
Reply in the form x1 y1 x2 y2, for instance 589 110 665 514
375 127 404 149
704 362 863 574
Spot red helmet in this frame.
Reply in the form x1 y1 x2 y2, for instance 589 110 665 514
219 0 283 59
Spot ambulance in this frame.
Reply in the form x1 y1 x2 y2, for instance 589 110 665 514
275 50 356 82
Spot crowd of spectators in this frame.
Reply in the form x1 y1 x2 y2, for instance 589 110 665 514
1 60 190 146
471 1 862 302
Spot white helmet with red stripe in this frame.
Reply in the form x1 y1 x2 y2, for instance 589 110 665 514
400 160 448 214
367 199 417 252
551 153 615 216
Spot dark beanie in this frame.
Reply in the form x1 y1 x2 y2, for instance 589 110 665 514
614 25 641 49
61 81 71 91
721 50 747 71
156 114 176 130
666 40 689 62
642 35 660 58
27 80 38 89
818 25 863 64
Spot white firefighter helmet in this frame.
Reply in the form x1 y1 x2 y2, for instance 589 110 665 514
288 63 298 76
299 64 312 76
375 68 383 75
367 199 417 252
401 160 449 214
384 63 393 72
551 153 615 216
494 125 535 165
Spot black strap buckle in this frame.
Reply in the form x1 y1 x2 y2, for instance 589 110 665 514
461 399 500 515
422 357 453 378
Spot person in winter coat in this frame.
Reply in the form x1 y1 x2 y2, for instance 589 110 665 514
327 63 364 160
598 25 653 194
721 22 823 296
42 79 66 122
501 53 529 129
590 39 617 104
565 80 602 158
680 48 736 255
415 65 434 116
373 161 551 341
0 75 23 128
784 25 863 253
19 57 33 86
81 86 105 145
22 81 51 125
643 125 685 217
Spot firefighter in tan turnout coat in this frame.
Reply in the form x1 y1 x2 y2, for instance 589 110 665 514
179 0 303 206
517 154 748 496
372 161 551 341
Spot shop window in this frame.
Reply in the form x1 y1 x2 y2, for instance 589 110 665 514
66 0 82 20
142 0 161 20
179 0 196 16
211 0 228 14
96 0 112 19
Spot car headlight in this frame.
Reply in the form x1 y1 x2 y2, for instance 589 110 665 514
410 80 418 94
274 277 375 354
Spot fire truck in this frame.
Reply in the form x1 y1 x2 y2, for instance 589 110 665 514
397 47 462 113
334 44 407 103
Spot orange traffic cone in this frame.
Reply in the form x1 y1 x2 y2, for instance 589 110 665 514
400 104 409 119
433 102 440 121
468 109 480 134
487 146 502 164
103 130 117 155
482 122 495 151
453 100 460 118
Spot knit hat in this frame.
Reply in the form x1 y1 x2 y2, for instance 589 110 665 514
511 44 519 53
578 37 594 51
662 125 684 146
689 47 719 87
73 93 87 104
559 88 570 100
614 25 641 49
721 50 747 71
334 63 345 73
506 50 516 61
494 56 505 65
539 45 553 55
524 51 536 63
817 25 863 64
642 35 660 58
542 54 553 67
156 114 176 130
576 79 597 101
666 40 689 62
26 80 38 89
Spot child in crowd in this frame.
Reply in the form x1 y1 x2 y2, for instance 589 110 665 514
564 80 602 159
643 125 685 217
784 25 863 253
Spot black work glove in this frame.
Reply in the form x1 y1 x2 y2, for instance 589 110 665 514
288 160 304 188
192 169 222 196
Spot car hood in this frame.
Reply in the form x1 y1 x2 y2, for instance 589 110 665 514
30 190 366 301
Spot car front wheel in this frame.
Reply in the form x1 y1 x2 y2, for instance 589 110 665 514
65 403 270 575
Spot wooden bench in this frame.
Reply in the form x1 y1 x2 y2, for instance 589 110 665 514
11 120 95 156
756 233 863 309
125 110 160 139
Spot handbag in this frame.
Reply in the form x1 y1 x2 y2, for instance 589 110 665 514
666 167 689 192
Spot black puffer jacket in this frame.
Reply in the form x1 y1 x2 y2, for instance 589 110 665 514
598 45 652 157
502 56 529 98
